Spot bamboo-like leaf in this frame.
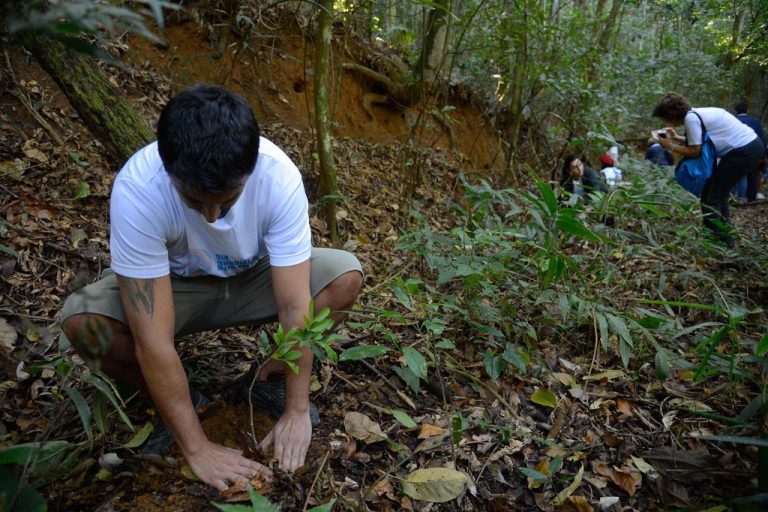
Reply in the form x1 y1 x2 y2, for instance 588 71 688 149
63 385 93 440
85 374 133 429
124 422 153 449
339 345 389 361
392 409 417 428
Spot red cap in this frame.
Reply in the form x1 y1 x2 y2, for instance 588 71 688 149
599 153 614 166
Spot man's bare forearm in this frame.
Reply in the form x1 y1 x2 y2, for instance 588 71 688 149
117 275 208 454
279 306 313 412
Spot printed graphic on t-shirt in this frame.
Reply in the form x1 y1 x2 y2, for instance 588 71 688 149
215 253 260 273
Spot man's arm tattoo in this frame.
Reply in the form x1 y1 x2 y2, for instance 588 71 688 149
121 278 156 316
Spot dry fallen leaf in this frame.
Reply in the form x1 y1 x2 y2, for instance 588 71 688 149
344 411 388 444
553 464 584 505
556 495 594 511
219 472 272 502
616 399 635 417
583 370 625 382
591 461 641 496
402 467 473 503
0 317 18 353
418 423 447 439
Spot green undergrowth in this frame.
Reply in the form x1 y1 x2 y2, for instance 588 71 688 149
350 158 768 450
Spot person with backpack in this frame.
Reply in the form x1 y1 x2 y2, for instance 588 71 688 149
652 92 765 246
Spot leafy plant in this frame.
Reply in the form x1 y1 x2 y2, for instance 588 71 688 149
270 300 342 374
212 482 335 512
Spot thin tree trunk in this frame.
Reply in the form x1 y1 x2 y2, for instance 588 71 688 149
415 0 450 89
314 0 339 245
21 33 153 164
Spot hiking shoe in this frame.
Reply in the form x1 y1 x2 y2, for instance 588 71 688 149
238 372 320 426
137 386 210 454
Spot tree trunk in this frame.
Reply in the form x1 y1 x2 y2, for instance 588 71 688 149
21 33 153 164
314 0 339 245
415 0 450 89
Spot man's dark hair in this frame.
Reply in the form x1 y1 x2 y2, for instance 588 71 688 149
735 102 749 114
157 84 260 194
652 92 691 122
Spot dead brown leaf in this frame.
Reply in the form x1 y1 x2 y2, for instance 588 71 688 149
344 411 388 444
418 423 446 439
616 398 635 417
591 461 641 496
556 496 594 512
0 318 18 353
219 472 272 502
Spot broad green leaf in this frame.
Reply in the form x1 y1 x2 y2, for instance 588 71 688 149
502 343 526 373
393 286 413 310
654 348 671 379
402 467 471 503
393 365 421 392
63 385 93 440
483 349 502 381
0 441 69 465
124 422 153 449
0 244 18 257
596 313 609 351
637 316 665 329
556 215 603 243
339 345 389 361
0 472 46 512
403 347 428 379
423 318 446 335
74 182 91 200
534 177 558 215
392 409 417 428
530 388 557 408
434 339 455 350
756 334 768 357
519 467 550 483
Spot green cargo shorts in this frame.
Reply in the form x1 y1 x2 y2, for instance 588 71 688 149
61 248 362 337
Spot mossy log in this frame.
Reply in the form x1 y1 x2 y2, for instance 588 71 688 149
21 33 153 164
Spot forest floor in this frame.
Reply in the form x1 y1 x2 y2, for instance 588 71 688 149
1 9 767 512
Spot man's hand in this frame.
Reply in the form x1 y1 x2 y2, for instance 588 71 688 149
259 407 312 471
185 439 273 492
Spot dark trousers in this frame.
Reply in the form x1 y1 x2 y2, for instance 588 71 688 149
745 155 767 201
701 138 766 243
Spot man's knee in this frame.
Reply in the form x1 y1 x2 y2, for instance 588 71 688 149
322 270 363 309
62 313 131 363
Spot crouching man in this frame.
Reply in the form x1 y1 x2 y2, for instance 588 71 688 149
61 85 363 491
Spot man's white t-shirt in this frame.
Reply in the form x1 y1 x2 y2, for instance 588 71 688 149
110 137 312 279
600 166 622 187
685 108 757 156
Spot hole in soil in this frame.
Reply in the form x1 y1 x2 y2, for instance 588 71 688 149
293 78 305 93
